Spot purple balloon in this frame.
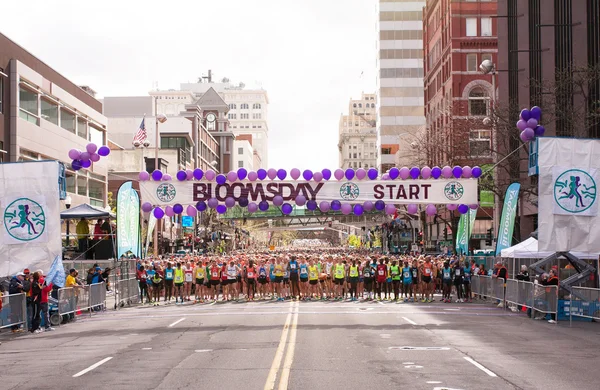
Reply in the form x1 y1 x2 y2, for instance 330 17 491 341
90 153 100 162
227 171 238 182
153 208 164 219
247 202 258 213
248 171 258 181
139 171 150 181
334 169 344 181
196 201 207 211
187 205 197 216
81 159 91 168
319 201 330 212
162 174 172 181
257 169 267 180
431 166 442 179
216 205 227 214
237 168 247 180
141 202 153 213
303 170 314 181
452 166 463 179
407 204 418 214
186 169 193 180
176 170 187 181
322 169 332 181
520 109 531 121
290 168 301 180
520 128 534 142
151 170 163 181
239 197 249 207
363 200 374 212
281 203 293 215
421 166 432 179
385 204 396 215
458 204 469 214
86 143 97 154
273 196 284 206
516 119 528 131
97 146 110 157
355 168 366 180
526 118 538 128
345 168 355 180
410 167 420 179
331 200 341 211
447 203 458 211
469 204 479 210
462 166 472 178
205 170 216 181
353 204 364 216
207 198 219 209
225 197 236 208
399 167 410 180
341 203 352 215
295 195 307 206
80 152 90 162
375 200 385 211
216 174 227 185
426 204 437 216
68 149 81 160
165 205 175 217
267 168 277 180
193 168 204 180
306 200 317 211
277 169 287 180
367 168 378 180
441 166 452 179
471 166 482 179
259 201 269 211
173 204 183 214
313 171 323 182
530 106 542 121
382 173 390 180
389 167 400 180
535 125 545 137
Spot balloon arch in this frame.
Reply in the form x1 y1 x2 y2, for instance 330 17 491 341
138 166 481 220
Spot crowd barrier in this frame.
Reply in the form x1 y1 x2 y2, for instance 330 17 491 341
57 282 107 320
570 287 600 322
0 293 27 329
113 277 140 308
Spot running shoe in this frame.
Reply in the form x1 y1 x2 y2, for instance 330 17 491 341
548 319 557 324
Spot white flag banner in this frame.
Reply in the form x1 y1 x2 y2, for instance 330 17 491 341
2 195 49 244
538 138 600 252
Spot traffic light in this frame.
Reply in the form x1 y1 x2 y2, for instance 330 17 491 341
485 228 493 246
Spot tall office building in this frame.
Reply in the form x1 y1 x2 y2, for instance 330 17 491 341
338 92 378 170
376 0 426 171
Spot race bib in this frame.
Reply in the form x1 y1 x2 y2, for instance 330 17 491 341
166 271 173 279
310 271 317 279
247 271 254 278
185 274 193 282
425 268 431 275
364 271 370 277
290 264 297 269
444 271 450 278
211 271 219 278
378 269 385 276
412 270 418 277
455 270 461 276
404 272 410 278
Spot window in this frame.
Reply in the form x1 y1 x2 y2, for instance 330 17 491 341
238 161 244 168
240 113 249 119
0 72 3 113
60 108 76 133
466 18 477 36
469 130 491 157
358 103 362 108
253 113 262 119
88 179 104 201
229 103 237 109
228 113 237 119
40 98 58 125
348 152 351 158
466 54 478 71
252 103 261 109
207 120 215 131
89 125 105 145
371 103 375 108
481 17 492 36
381 147 392 155
353 103 357 108
19 86 38 116
77 118 87 139
468 87 489 116
77 175 87 196
66 171 75 193
481 53 493 64
240 103 249 109
238 147 244 155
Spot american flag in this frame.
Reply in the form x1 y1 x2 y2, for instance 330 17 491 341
133 117 147 144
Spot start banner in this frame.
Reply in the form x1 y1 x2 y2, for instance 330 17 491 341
139 179 478 206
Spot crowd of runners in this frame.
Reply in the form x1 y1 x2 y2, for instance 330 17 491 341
134 250 505 305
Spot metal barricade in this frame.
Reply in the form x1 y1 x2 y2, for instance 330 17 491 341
492 278 506 302
532 284 558 320
570 287 600 321
479 275 493 299
114 277 140 307
518 281 534 309
58 287 77 316
505 279 519 305
471 275 480 296
89 283 107 311
0 293 27 329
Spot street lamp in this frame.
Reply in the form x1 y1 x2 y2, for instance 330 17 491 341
153 96 168 257
65 195 72 247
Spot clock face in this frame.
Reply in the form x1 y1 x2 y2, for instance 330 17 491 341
206 113 216 123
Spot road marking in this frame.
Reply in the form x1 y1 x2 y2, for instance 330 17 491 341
402 316 417 325
142 347 152 350
195 349 213 353
209 301 216 306
278 301 300 390
463 356 497 377
404 365 424 369
390 346 450 351
427 381 442 384
377 301 385 305
263 302 295 390
444 308 460 311
168 317 186 327
402 362 415 365
380 334 391 339
72 357 113 378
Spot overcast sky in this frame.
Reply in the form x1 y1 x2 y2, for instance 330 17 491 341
2 0 377 171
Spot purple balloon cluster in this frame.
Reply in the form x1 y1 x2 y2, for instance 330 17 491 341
69 143 111 171
516 106 544 143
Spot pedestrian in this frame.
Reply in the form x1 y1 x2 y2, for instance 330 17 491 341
76 217 89 254
8 272 26 333
29 272 43 333
38 270 54 332
137 265 150 304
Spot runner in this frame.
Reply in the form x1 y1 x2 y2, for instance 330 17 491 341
226 260 239 301
273 258 284 301
288 255 300 300
390 260 400 302
348 259 359 301
174 262 185 304
308 259 320 300
363 259 374 300
441 261 452 303
208 260 221 301
420 257 434 303
402 261 412 302
376 258 387 301
184 263 193 302
193 261 206 302
453 260 465 303
163 262 174 304
299 258 309 300
151 267 163 306
333 258 345 300
257 261 269 300
245 260 257 301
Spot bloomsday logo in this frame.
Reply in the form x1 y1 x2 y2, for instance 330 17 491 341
3 198 46 241
443 181 464 201
157 183 177 202
339 182 359 201
554 169 597 214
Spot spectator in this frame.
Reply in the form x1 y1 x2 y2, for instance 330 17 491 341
101 218 111 237
89 267 104 285
29 272 43 333
493 262 508 308
516 265 530 282
87 263 99 284
76 218 89 253
65 268 83 321
543 270 559 324
93 219 103 240
102 267 112 291
37 270 55 332
22 268 33 331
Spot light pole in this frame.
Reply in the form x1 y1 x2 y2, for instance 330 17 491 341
153 96 168 257
64 195 72 247
480 59 499 247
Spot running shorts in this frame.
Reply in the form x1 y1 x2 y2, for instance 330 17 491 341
309 280 318 285
196 278 204 285
300 277 308 283
274 276 283 283
422 276 432 284
334 278 344 286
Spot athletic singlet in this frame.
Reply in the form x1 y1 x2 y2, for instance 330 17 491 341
195 267 206 279
411 267 419 279
146 270 155 284
184 269 193 282
152 274 162 284
309 266 318 280
270 264 276 280
227 266 237 280
334 264 345 279
299 264 308 277
258 266 267 278
402 267 412 283
164 268 174 280
390 265 400 280
376 264 387 279
247 267 256 279
349 265 359 277
442 268 452 281
289 261 299 274
174 268 184 283
463 268 471 282
423 264 433 277
274 264 284 277
283 269 290 278
363 266 371 278
210 266 220 281
325 262 333 275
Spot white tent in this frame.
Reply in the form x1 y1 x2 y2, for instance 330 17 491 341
501 237 599 259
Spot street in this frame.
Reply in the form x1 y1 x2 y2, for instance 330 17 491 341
1 299 598 390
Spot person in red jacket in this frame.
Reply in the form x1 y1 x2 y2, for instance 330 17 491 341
37 271 54 332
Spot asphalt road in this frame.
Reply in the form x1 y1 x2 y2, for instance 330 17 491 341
1 297 599 390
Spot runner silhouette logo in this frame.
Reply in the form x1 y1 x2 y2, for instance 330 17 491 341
554 169 597 213
340 182 359 201
3 198 46 241
157 183 177 202
444 182 464 201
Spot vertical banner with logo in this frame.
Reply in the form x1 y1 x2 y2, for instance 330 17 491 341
456 208 477 255
538 138 600 252
117 181 141 258
495 183 520 256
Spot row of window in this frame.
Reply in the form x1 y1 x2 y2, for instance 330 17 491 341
352 103 376 109
231 125 263 129
380 68 424 79
157 96 187 100
379 49 424 60
347 152 377 159
229 113 262 120
346 161 369 169
380 11 423 22
228 103 262 110
466 17 493 37
467 53 493 72
380 29 423 41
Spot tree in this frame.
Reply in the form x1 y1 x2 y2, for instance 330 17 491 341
347 234 361 248
268 230 298 247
